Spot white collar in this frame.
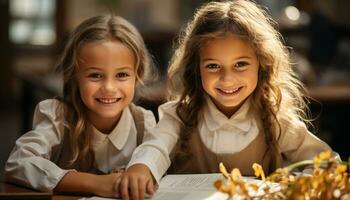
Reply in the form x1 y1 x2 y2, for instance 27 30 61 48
199 95 259 154
203 95 253 133
90 106 134 150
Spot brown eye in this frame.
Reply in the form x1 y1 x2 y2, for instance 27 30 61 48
205 63 221 72
88 73 103 79
206 63 220 69
116 72 130 79
234 61 249 68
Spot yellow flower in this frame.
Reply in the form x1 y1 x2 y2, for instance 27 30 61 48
248 183 259 191
252 163 266 181
230 168 242 181
335 164 347 174
214 180 234 197
215 153 350 200
313 150 331 168
219 162 230 179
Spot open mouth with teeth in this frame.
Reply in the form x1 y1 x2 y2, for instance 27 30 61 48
96 98 122 104
216 87 243 95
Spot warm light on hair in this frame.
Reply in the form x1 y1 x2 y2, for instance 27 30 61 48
55 15 152 170
168 0 309 172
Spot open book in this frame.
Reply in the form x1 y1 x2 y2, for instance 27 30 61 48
81 173 280 200
151 173 227 200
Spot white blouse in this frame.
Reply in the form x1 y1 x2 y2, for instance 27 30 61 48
199 96 259 154
5 99 156 192
128 96 338 183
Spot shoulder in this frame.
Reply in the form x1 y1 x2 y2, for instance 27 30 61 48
32 99 65 129
19 99 66 144
158 101 179 120
34 99 63 119
279 114 306 131
37 98 60 106
129 103 155 119
129 103 156 126
277 113 309 142
158 101 177 114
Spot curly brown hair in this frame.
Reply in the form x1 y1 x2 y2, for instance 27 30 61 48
167 0 309 172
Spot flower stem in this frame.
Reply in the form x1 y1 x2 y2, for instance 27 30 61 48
286 160 314 171
286 160 348 172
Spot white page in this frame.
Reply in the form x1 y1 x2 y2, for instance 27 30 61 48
159 173 223 190
154 173 280 200
152 174 228 200
80 173 280 200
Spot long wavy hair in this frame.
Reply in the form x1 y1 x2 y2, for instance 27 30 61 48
168 0 309 172
55 15 152 170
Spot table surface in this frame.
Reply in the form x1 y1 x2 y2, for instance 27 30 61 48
0 182 83 200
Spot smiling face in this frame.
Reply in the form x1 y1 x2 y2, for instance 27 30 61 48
76 40 136 133
199 34 259 117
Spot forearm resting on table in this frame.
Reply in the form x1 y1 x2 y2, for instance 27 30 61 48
53 171 119 196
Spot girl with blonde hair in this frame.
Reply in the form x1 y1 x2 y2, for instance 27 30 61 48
119 0 339 199
5 15 156 198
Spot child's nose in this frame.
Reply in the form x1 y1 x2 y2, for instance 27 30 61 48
101 79 117 93
220 70 238 82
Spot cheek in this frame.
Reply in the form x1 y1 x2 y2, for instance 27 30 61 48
121 79 136 95
200 73 208 90
248 69 259 89
201 76 216 96
200 69 209 86
78 81 97 98
201 73 216 88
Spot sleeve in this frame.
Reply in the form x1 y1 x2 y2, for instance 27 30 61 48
4 99 73 192
278 116 341 164
127 101 181 183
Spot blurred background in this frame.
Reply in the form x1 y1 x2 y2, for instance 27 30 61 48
0 0 349 180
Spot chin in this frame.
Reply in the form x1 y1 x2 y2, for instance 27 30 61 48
222 104 241 110
98 109 122 116
218 99 242 106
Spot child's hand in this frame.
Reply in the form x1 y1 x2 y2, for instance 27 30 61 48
117 164 156 200
92 172 122 197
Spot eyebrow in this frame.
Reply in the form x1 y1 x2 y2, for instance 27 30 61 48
83 66 133 71
83 67 101 71
201 56 253 62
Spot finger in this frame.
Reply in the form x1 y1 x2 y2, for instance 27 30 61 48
138 177 145 200
113 177 121 197
146 179 155 195
120 177 129 200
115 172 123 177
130 177 139 200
